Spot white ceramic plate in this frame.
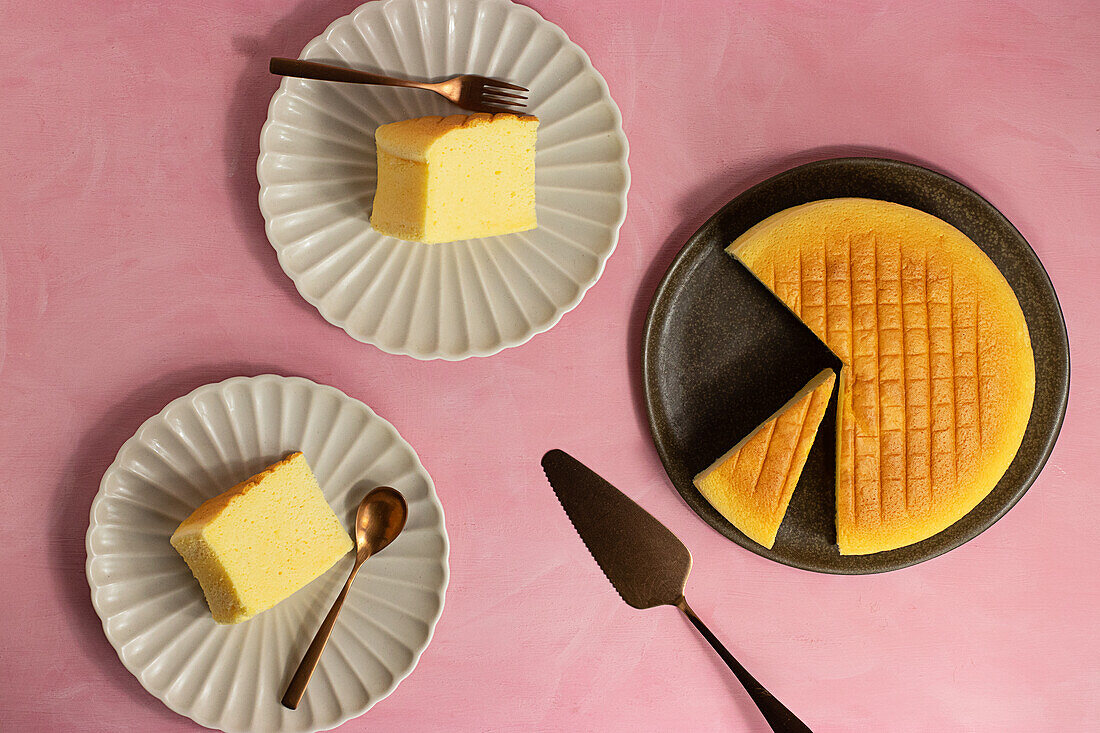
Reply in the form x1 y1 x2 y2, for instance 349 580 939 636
257 0 630 360
86 375 448 733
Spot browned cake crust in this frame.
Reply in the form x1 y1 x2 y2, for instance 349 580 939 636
693 370 836 549
730 199 1035 555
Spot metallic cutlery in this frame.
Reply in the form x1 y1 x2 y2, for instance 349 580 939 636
282 487 408 710
542 449 812 733
269 57 528 114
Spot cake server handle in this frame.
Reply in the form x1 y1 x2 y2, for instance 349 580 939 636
676 597 813 733
281 556 366 710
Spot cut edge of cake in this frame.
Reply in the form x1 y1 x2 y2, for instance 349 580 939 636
693 368 836 549
725 197 1035 556
370 112 539 243
170 451 353 624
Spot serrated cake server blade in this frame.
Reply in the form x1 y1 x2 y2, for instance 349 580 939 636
540 448 814 733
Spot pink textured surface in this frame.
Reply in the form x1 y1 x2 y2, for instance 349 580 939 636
1 0 1098 730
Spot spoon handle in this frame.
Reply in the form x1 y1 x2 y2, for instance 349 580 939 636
676 597 812 733
282 560 363 710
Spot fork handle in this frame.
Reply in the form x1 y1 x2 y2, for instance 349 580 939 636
270 57 428 91
677 597 813 733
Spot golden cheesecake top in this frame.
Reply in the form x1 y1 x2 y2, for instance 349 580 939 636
694 369 836 549
730 198 1034 555
375 112 538 161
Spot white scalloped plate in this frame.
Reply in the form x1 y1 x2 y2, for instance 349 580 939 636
257 0 630 360
86 375 448 733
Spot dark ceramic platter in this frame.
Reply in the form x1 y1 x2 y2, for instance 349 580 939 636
642 158 1069 574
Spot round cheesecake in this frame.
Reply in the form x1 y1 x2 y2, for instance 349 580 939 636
730 198 1035 555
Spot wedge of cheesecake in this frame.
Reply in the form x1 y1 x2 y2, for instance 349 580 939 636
170 452 353 624
730 198 1034 555
370 112 538 243
694 369 836 549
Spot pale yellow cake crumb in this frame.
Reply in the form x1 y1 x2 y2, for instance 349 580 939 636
694 370 836 549
370 113 538 243
170 452 353 624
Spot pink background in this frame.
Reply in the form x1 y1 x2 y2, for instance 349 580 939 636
2 0 1098 730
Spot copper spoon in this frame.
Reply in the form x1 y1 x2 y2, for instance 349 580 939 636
281 487 408 710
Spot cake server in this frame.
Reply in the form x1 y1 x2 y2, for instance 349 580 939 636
541 449 812 733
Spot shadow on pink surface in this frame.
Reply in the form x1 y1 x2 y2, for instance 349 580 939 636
53 361 287 722
223 0 359 323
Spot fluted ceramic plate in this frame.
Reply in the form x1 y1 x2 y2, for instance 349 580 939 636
258 0 630 360
86 375 449 732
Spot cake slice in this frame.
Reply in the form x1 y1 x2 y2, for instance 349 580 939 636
370 112 538 243
694 369 836 549
170 452 353 624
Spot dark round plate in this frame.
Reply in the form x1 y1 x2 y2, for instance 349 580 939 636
642 157 1069 574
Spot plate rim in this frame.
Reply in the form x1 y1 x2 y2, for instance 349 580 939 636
641 156 1070 574
256 0 632 361
85 373 450 732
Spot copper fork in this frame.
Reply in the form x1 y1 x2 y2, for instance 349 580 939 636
269 58 528 114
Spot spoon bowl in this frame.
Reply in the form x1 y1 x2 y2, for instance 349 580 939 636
355 487 408 559
282 486 409 710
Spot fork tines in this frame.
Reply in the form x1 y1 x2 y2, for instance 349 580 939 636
477 76 529 114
